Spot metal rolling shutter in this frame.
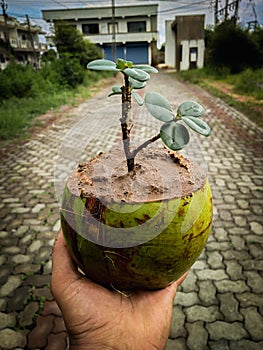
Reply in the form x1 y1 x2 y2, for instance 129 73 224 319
126 42 148 64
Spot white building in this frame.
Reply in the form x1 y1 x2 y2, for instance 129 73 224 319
165 15 205 71
0 15 47 69
42 4 158 65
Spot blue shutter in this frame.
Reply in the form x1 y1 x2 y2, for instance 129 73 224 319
126 42 148 64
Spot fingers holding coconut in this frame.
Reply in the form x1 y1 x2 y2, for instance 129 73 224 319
51 230 85 300
52 230 79 278
163 270 189 300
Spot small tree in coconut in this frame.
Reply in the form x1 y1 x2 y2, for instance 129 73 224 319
60 58 213 291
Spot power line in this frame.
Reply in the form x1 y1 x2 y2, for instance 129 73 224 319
5 0 263 25
7 0 212 18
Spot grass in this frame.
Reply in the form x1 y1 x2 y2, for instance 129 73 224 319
0 70 114 145
1 65 262 148
0 92 70 140
176 67 263 128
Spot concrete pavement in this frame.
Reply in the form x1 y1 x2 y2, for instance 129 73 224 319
0 71 262 349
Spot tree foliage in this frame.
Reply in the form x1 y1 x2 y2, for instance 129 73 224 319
53 21 102 68
206 20 263 73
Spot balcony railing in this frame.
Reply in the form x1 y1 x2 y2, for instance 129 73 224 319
9 38 47 51
83 31 157 44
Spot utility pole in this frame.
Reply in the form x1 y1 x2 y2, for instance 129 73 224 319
225 0 229 20
214 0 219 25
216 0 241 24
111 0 116 62
233 0 240 24
1 0 10 51
26 14 38 68
249 0 258 26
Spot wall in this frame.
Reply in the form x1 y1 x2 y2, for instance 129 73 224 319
179 39 205 71
165 20 176 68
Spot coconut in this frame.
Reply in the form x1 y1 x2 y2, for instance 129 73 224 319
60 147 213 290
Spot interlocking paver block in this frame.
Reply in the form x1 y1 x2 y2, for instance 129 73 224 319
0 72 262 349
186 321 208 350
0 328 27 349
206 321 248 341
170 306 186 338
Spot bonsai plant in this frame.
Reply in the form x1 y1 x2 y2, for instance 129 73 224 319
60 58 213 291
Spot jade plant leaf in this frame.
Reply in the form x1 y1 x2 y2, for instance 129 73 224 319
133 65 158 74
124 68 150 82
182 116 211 136
109 86 122 97
144 92 174 122
87 59 119 71
178 101 205 118
130 78 146 90
132 91 144 106
160 122 190 150
117 58 133 70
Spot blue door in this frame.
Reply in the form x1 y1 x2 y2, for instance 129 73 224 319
102 44 125 61
126 42 148 64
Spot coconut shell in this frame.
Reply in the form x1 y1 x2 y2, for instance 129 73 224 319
60 148 213 290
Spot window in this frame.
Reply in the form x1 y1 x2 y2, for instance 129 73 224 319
82 23 99 35
127 21 146 33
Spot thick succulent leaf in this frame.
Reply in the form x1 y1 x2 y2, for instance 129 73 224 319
144 92 174 122
130 78 146 90
178 101 205 118
160 122 190 150
116 58 133 70
87 59 119 71
133 65 158 74
123 68 150 82
132 91 144 106
108 86 122 97
182 116 211 136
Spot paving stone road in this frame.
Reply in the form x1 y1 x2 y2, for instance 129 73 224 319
0 71 262 350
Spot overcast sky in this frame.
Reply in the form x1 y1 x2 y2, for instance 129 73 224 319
5 0 263 46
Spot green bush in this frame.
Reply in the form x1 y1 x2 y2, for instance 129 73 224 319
207 20 262 73
0 63 38 100
51 56 85 88
233 68 263 99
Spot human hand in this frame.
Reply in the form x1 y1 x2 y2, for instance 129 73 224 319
51 230 188 350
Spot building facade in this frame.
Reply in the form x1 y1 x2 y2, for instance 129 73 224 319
42 4 158 65
165 15 205 71
0 15 47 70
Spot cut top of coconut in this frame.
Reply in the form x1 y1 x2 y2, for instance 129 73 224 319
70 148 207 204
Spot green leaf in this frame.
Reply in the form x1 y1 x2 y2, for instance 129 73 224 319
182 116 211 136
132 91 144 106
123 68 150 82
116 58 127 70
116 58 134 70
160 122 190 151
144 92 174 122
87 59 119 71
130 78 146 90
127 61 133 68
178 101 205 118
108 86 122 97
133 65 158 74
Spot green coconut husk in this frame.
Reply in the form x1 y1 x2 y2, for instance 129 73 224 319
60 148 213 290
